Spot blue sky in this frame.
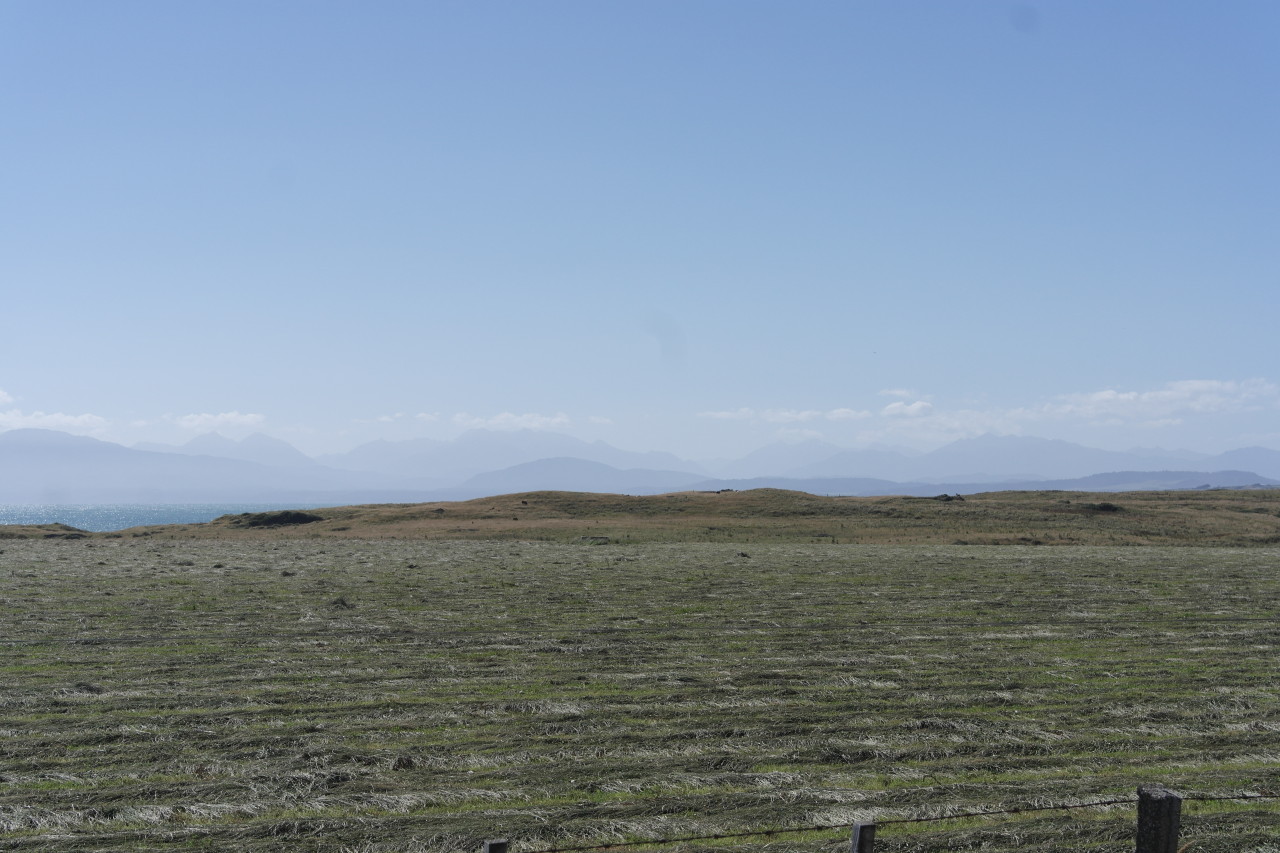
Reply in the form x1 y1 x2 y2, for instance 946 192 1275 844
2 1 1276 459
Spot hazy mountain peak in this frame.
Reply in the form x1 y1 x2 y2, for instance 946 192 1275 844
943 433 1056 448
460 456 701 496
0 428 110 447
134 431 321 469
183 432 238 452
715 438 846 478
323 429 704 479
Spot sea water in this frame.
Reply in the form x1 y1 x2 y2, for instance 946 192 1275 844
0 504 333 533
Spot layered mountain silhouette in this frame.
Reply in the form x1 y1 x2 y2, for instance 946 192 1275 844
137 432 320 469
315 430 707 484
1 427 1277 504
1 430 383 503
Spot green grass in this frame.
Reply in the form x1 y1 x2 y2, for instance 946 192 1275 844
1 538 1278 851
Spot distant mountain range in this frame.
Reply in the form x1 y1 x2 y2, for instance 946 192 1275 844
1 427 1278 504
136 432 321 469
313 429 707 486
740 434 1280 483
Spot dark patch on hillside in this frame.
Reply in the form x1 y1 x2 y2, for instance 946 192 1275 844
225 510 325 528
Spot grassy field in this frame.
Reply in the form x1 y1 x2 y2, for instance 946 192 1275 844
2 509 1278 851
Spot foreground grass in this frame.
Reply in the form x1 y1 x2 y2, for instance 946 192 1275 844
1 538 1277 851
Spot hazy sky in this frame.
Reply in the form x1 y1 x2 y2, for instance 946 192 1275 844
3 1 1276 459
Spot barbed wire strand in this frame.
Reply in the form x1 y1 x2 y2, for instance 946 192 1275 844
10 791 1279 847
510 792 1280 853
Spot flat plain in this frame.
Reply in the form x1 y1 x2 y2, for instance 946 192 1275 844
2 490 1279 851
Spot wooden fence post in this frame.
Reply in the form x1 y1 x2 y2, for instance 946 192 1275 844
851 822 876 853
1135 784 1181 853
482 840 509 853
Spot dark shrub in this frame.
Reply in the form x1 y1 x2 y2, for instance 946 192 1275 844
233 510 324 528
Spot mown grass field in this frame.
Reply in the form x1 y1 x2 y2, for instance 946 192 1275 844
2 492 1279 851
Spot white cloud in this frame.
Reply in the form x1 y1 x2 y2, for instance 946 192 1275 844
694 379 1278 453
588 415 614 425
851 378 1279 449
0 409 110 433
882 401 933 418
166 411 265 430
452 411 571 431
826 408 871 421
0 389 13 405
760 409 822 423
1039 379 1277 423
699 407 870 423
354 412 437 425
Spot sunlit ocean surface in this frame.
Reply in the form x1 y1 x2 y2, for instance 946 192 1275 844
0 504 331 532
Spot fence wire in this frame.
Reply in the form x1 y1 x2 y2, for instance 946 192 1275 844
508 791 1280 853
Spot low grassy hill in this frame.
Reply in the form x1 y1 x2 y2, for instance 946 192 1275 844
54 487 1280 545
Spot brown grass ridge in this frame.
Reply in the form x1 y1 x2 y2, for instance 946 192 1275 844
13 487 1280 545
